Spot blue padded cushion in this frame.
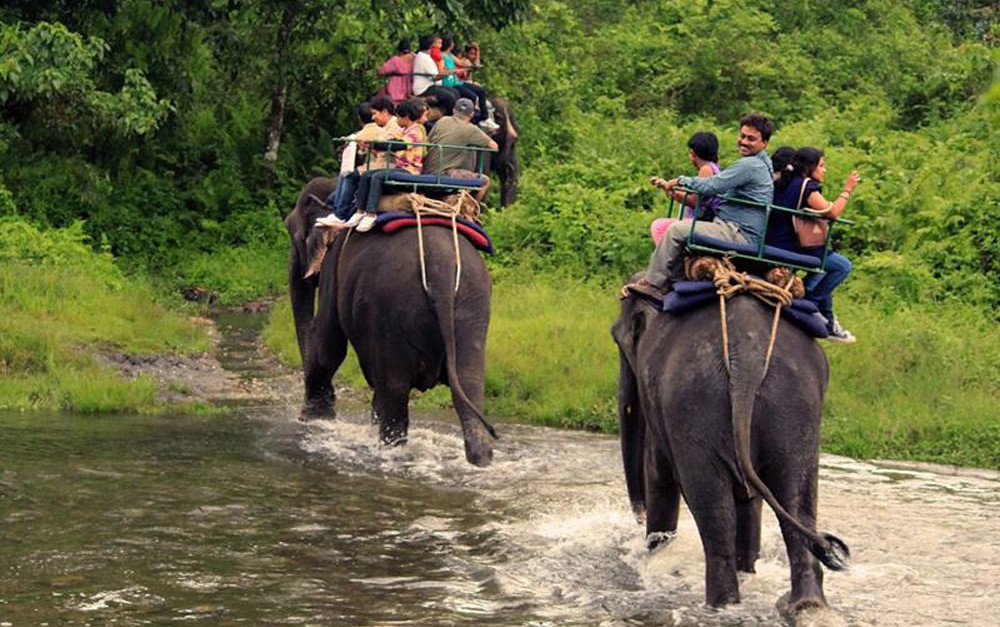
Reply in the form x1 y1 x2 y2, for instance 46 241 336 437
663 289 717 313
690 232 823 269
659 281 829 339
383 172 486 189
672 280 715 294
782 304 829 338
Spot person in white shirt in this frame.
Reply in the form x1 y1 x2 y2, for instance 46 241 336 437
412 34 458 115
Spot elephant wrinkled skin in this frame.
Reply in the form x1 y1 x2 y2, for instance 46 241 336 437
285 177 496 466
612 293 848 613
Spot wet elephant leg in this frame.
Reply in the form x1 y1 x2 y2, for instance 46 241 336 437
736 497 762 573
767 467 827 613
684 475 741 606
450 327 493 467
302 284 347 419
373 381 410 446
643 434 680 549
288 243 316 366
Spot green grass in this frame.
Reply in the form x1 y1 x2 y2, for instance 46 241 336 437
171 241 288 306
262 268 1000 469
0 219 210 413
823 290 1000 469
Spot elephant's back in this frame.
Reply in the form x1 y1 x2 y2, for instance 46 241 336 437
635 295 827 442
335 226 490 351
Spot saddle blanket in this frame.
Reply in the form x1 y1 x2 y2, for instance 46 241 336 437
374 211 494 254
663 280 829 339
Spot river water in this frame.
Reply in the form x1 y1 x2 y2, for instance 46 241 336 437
1 314 997 626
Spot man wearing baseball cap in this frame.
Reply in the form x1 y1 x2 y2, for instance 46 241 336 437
424 98 497 200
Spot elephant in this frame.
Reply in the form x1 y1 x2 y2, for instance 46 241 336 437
284 177 497 466
485 96 520 207
611 291 848 613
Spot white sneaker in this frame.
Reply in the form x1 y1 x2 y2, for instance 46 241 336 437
355 213 377 232
478 118 500 133
315 213 346 228
343 211 365 228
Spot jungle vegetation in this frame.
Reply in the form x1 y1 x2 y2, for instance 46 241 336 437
2 1 998 467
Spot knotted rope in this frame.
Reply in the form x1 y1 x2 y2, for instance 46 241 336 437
409 190 479 293
707 258 794 378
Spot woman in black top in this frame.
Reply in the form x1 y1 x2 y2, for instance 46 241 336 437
768 147 861 343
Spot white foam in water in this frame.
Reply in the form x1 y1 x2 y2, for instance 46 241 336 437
75 586 163 612
301 410 1000 626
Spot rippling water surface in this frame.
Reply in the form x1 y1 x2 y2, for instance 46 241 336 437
1 315 997 626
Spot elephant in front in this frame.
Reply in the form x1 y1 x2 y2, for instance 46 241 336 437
285 178 497 466
612 292 848 613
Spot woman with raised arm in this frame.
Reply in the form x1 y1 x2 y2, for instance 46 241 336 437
769 147 862 343
440 36 498 132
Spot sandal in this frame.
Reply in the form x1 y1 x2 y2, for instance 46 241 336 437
621 278 668 301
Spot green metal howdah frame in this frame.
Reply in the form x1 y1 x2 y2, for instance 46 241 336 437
670 187 855 274
335 136 496 193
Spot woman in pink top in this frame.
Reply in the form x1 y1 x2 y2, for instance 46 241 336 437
649 131 721 245
379 39 414 105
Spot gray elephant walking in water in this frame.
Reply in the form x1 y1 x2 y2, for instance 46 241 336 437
285 177 497 466
612 292 848 614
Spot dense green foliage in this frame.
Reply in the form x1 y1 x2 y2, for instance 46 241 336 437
3 1 999 466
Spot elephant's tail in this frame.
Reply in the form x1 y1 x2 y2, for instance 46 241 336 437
728 336 849 572
427 280 499 442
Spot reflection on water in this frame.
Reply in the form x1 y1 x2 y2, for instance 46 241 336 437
3 406 997 626
1 313 997 625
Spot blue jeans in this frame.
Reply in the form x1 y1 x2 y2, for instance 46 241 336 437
805 252 852 320
454 83 488 123
357 169 427 213
329 172 361 219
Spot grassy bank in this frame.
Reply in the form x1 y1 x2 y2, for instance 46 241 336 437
263 269 999 470
0 218 209 413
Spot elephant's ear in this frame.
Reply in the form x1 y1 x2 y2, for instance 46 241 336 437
611 302 646 374
303 227 335 279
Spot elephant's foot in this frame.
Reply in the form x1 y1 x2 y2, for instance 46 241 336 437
380 432 408 447
737 552 758 574
463 437 493 467
300 386 336 421
632 502 647 525
777 592 836 626
645 531 676 552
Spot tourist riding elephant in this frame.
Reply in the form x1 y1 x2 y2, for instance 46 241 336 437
611 291 848 613
284 177 497 466
421 94 520 207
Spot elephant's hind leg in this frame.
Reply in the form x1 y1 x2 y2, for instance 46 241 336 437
736 497 762 573
644 437 680 550
765 467 828 613
373 382 410 447
683 473 741 606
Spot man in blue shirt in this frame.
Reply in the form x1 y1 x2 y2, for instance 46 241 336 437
626 113 775 300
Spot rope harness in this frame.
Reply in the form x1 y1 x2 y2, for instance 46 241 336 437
707 258 794 378
408 190 479 293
